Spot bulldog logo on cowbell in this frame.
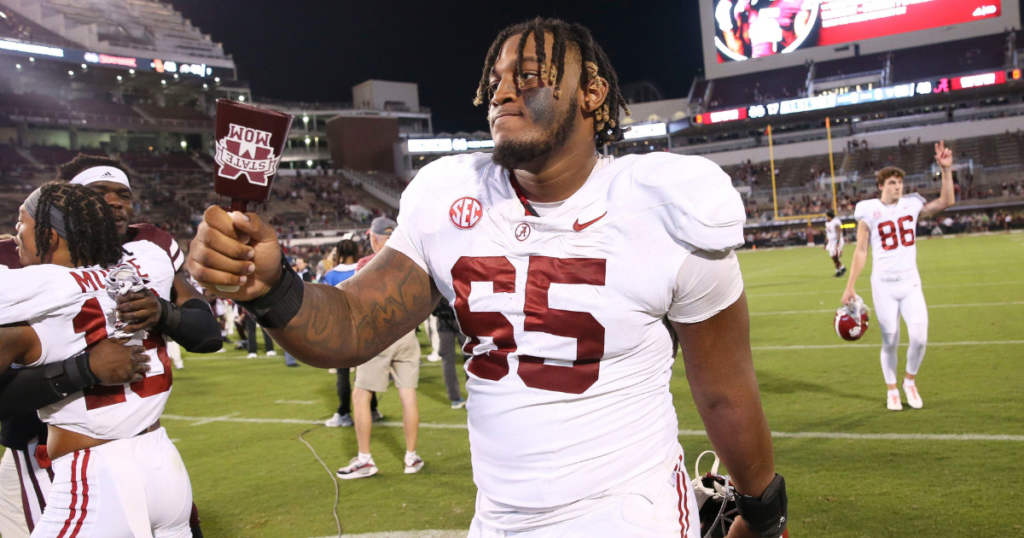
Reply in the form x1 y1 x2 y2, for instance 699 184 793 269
215 123 281 186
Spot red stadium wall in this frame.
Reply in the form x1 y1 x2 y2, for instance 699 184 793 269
326 116 399 173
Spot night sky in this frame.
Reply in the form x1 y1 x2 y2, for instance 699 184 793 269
168 1 1024 134
166 0 704 133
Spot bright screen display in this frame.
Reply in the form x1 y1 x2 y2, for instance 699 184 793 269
714 0 1003 63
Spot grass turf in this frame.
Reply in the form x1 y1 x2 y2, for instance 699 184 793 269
10 232 1024 537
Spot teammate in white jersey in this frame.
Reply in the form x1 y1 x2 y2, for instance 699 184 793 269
842 143 955 411
0 182 195 538
824 209 845 277
189 18 785 538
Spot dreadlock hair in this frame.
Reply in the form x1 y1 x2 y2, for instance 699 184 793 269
34 181 124 268
473 17 630 148
56 154 132 183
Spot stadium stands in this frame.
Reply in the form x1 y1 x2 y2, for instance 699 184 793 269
0 144 28 167
0 1 81 48
707 65 809 108
0 92 67 115
3 0 229 60
889 34 1007 83
120 151 203 171
134 104 212 124
813 54 887 81
69 98 142 119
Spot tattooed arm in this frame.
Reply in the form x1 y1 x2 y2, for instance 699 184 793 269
187 206 440 368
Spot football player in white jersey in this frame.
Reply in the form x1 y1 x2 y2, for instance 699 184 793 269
0 182 196 538
842 142 955 411
0 156 217 538
824 209 845 277
189 18 785 538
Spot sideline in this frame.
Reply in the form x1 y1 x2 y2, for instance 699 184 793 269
161 415 1024 442
312 531 466 538
751 340 1024 350
750 301 1024 316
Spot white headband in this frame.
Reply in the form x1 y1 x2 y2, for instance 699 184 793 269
69 166 131 190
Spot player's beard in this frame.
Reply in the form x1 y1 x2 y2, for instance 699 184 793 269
492 93 577 170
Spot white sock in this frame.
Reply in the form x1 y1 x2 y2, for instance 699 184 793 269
357 452 372 463
903 378 915 388
887 388 900 398
405 451 418 461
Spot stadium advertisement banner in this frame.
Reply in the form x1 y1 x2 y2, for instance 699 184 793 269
715 0 1003 64
701 70 1010 125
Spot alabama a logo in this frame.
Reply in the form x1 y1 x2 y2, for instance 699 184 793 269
215 124 281 186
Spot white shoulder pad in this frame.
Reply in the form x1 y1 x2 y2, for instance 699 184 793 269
0 265 88 324
630 153 746 252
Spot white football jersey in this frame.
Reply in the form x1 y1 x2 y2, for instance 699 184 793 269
826 217 843 245
0 241 176 439
387 152 746 529
854 194 925 275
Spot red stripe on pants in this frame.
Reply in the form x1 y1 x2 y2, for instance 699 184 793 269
55 451 80 538
69 449 91 538
676 455 690 537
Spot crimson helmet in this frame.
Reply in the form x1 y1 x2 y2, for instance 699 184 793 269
835 295 870 341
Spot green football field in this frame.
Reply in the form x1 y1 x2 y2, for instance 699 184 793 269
10 232 1024 537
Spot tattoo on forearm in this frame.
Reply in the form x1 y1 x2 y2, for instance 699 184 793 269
273 248 436 365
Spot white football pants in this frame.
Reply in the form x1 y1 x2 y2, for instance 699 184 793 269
0 439 53 538
871 272 929 385
31 428 192 538
468 456 701 538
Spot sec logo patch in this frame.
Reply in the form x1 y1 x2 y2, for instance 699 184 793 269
450 197 483 230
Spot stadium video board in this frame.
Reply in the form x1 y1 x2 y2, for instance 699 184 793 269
699 0 1021 79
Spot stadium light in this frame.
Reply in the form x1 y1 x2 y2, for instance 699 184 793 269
203 83 208 89
306 160 313 167
214 77 220 83
302 115 309 125
128 68 135 74
68 70 74 76
15 64 20 69
81 63 86 69
161 79 166 85
238 95 246 102
173 74 179 79
29 57 34 62
180 140 187 149
116 75 122 81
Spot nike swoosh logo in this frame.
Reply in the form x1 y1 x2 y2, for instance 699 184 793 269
573 212 607 232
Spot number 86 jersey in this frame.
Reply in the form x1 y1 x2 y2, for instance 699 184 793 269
387 152 746 528
854 194 926 276
0 241 176 440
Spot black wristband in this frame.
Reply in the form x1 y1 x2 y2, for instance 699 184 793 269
42 350 100 397
735 473 788 538
154 297 182 334
235 254 304 329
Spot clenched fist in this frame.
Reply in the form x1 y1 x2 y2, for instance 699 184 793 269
187 206 283 302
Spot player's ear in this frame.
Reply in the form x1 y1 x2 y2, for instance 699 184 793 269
580 70 609 114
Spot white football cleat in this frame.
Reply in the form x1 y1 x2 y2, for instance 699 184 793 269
903 381 923 409
426 353 441 363
887 390 903 411
246 352 257 359
266 350 277 357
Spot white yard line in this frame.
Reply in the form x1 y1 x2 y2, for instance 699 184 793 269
747 280 1024 299
312 531 467 538
275 400 318 405
750 301 1024 316
161 415 1024 442
752 340 1024 350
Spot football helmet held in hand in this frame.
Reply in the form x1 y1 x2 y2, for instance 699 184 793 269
835 294 870 341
